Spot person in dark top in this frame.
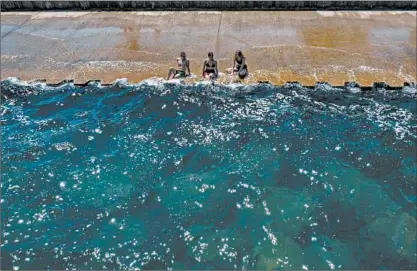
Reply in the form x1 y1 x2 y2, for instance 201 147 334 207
233 50 246 72
227 50 248 79
202 52 218 80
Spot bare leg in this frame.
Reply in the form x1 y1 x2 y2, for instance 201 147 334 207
227 68 239 75
167 68 176 80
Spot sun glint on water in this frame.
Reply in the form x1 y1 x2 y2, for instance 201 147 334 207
1 78 416 270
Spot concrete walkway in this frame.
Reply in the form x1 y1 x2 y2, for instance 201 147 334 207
1 11 416 85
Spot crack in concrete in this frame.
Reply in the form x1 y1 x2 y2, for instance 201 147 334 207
1 13 36 39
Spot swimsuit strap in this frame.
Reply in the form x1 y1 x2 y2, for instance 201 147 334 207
206 60 216 68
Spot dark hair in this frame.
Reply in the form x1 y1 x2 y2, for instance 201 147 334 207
236 50 243 57
208 52 214 57
180 52 186 56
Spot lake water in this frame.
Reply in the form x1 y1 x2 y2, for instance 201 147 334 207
1 78 416 270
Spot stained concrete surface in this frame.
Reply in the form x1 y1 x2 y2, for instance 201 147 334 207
1 11 416 85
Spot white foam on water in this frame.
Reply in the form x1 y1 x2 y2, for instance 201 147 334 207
2 77 80 93
170 79 186 84
113 78 129 88
195 80 214 87
138 77 166 87
3 77 45 88
402 86 417 95
346 87 361 94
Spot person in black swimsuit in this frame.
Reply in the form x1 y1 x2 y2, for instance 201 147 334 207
202 52 218 79
227 50 248 79
233 50 246 72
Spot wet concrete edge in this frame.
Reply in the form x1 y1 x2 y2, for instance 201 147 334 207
4 78 415 90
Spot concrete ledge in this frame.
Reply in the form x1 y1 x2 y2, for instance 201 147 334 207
76 80 415 91
49 79 74 87
1 1 416 11
2 10 415 85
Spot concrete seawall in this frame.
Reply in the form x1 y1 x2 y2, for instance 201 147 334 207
1 1 417 11
1 11 416 85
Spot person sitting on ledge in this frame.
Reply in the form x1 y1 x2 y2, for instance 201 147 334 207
227 50 246 74
167 52 190 80
202 52 218 80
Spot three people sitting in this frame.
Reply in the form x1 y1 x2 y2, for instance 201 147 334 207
168 50 248 80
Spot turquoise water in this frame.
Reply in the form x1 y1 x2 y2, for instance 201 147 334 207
1 78 416 270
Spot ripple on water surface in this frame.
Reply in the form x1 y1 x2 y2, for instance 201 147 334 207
1 78 416 270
